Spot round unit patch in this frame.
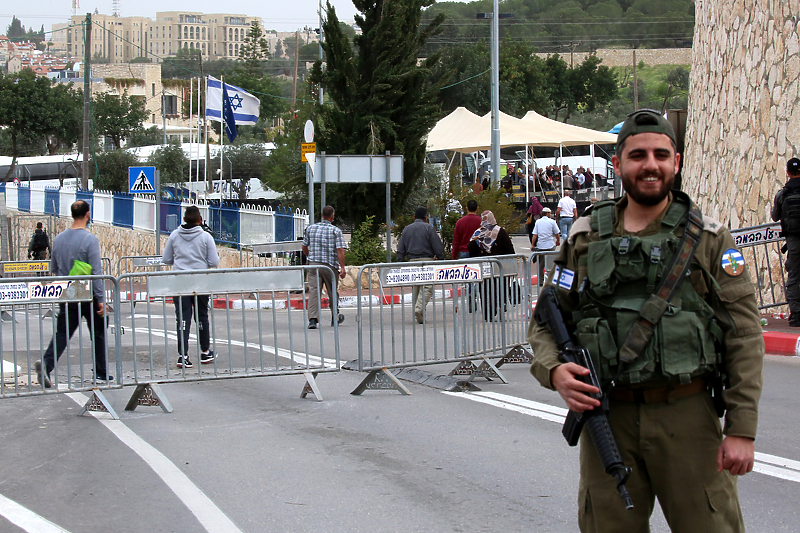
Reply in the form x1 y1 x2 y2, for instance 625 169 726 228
721 248 745 277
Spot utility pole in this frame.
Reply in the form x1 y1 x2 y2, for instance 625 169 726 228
318 0 324 105
161 87 167 145
291 31 299 114
81 12 91 189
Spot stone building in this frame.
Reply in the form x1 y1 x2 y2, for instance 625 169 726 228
683 0 800 228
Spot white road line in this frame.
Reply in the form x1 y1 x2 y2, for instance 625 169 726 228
446 390 800 484
136 328 339 369
0 493 71 533
66 393 243 533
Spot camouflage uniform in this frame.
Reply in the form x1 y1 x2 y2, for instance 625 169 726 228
528 192 764 532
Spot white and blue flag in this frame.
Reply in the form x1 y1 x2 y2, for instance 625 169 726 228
206 76 260 125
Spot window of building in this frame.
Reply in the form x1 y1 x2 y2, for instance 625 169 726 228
235 43 239 55
229 28 232 41
190 27 194 39
190 42 194 49
184 42 188 49
228 43 232 56
169 42 172 53
202 27 206 40
152 83 155 96
169 27 171 38
214 43 217 55
155 27 158 38
214 28 216 40
196 26 200 39
184 26 188 39
202 43 206 53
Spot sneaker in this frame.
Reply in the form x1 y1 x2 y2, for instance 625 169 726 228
34 360 51 389
200 351 216 364
415 310 424 324
177 356 193 368
331 313 344 327
308 318 318 329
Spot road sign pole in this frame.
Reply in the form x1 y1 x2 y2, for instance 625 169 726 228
155 169 161 258
307 163 314 226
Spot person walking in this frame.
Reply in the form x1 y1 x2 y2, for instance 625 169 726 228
35 200 110 388
27 222 50 260
396 207 445 324
526 196 544 243
452 199 482 259
528 109 764 532
531 206 561 286
771 157 800 326
556 189 578 240
162 206 220 368
302 205 347 329
467 210 515 321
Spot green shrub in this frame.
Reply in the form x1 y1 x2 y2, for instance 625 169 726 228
345 215 386 266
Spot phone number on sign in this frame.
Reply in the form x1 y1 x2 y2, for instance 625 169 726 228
731 225 782 247
0 283 30 302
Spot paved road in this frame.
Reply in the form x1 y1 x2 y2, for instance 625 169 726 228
1 348 799 532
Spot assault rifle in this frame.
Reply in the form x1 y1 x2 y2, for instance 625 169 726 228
534 285 634 510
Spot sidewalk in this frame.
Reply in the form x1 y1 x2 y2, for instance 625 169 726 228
762 314 800 356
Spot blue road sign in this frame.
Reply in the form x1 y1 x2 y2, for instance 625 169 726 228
129 166 156 194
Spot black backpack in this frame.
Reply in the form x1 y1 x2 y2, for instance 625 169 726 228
32 231 48 253
781 186 800 235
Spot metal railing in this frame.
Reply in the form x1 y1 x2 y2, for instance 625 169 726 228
730 223 787 310
351 255 533 394
238 241 304 269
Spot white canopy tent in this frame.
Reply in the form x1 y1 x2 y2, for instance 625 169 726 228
426 107 618 199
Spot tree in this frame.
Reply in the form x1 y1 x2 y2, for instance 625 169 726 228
6 16 25 39
311 0 446 226
128 126 163 148
0 70 53 179
543 54 617 122
43 84 82 155
160 48 202 79
211 143 269 200
238 20 270 77
91 149 139 192
93 91 148 149
146 144 189 191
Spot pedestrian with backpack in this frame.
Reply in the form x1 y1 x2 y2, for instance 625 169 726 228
28 222 50 260
772 157 800 326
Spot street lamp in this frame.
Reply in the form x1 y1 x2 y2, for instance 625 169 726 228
476 8 513 185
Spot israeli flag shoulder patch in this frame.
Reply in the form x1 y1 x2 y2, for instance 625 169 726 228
558 267 575 290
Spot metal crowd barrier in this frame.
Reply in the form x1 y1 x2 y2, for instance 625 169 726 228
239 241 304 269
2 257 113 279
730 223 787 310
117 255 171 277
352 255 533 395
0 274 123 415
116 265 340 402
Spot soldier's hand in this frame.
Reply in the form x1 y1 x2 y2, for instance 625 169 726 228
717 435 755 475
551 363 601 413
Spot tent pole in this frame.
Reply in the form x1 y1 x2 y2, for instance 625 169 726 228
559 144 564 198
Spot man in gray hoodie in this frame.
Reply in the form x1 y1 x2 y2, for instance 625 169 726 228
162 206 220 368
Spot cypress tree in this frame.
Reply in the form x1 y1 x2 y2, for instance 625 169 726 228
311 0 445 226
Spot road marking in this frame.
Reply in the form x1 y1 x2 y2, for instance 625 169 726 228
0 493 71 532
66 392 243 533
136 328 339 369
446 390 800 484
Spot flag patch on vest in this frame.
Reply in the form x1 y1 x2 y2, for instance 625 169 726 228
721 249 745 276
557 267 575 290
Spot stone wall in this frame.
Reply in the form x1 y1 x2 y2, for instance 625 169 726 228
535 47 692 67
683 1 800 228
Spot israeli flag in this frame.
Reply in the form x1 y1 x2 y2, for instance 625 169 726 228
206 76 260 125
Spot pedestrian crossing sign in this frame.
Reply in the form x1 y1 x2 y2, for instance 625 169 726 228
129 167 156 194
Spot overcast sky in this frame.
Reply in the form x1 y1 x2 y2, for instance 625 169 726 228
2 0 359 40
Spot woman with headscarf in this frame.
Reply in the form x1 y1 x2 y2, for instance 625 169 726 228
467 211 515 321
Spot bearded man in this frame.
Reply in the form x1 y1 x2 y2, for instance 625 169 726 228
527 109 764 532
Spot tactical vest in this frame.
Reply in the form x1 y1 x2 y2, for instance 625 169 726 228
780 184 800 235
571 195 723 386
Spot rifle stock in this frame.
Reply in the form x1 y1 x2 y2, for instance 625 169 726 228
534 285 634 510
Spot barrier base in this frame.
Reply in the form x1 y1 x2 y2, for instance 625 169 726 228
300 371 323 401
78 390 119 419
124 383 173 413
495 345 533 367
351 368 412 396
467 357 508 384
1 310 16 323
448 360 480 377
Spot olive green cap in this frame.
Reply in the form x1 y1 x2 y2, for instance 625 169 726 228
617 109 676 146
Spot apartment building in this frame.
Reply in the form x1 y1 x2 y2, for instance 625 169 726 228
57 11 264 64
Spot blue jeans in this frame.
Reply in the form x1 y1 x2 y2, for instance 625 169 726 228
560 217 574 240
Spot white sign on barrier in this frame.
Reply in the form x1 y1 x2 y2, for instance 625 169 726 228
730 224 782 247
0 280 92 303
383 264 483 286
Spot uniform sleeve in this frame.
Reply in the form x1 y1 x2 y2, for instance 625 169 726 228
771 190 783 222
528 241 575 389
708 229 764 439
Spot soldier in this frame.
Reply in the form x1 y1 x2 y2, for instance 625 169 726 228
528 109 764 532
771 157 800 326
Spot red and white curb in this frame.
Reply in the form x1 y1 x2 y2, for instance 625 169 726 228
763 332 800 356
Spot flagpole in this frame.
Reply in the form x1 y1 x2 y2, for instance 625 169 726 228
196 76 201 202
205 75 210 201
220 75 225 201
189 77 193 198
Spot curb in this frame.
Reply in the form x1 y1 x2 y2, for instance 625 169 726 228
763 331 800 356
